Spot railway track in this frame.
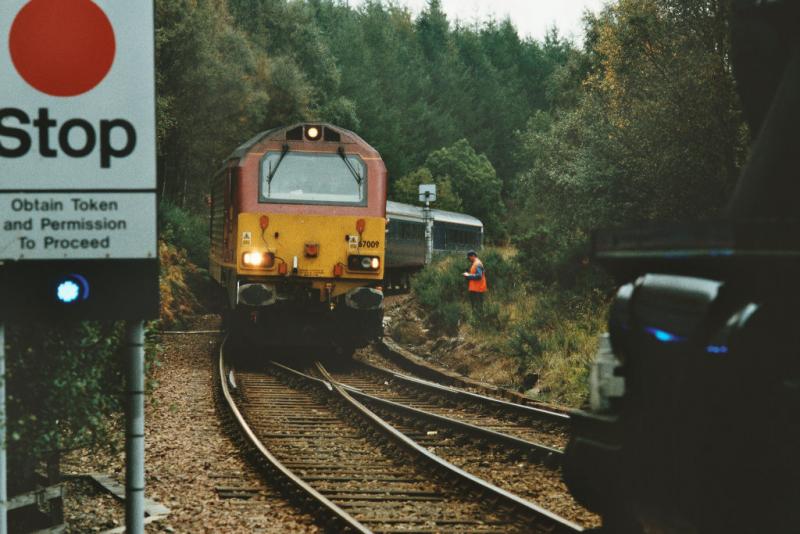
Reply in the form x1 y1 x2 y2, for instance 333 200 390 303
338 360 570 450
376 337 569 413
320 364 599 527
218 337 585 533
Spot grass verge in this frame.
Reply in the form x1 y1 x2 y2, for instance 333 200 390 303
392 248 610 408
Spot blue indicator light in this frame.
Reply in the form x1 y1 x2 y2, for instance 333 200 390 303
706 345 729 354
644 326 686 343
57 280 81 303
55 274 90 304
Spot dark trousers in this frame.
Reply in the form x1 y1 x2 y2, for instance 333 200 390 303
468 291 484 311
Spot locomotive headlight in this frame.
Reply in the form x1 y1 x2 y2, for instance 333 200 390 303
348 255 381 272
242 251 275 268
305 125 322 140
243 252 263 266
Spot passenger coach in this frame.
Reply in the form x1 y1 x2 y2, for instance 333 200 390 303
209 123 387 351
384 200 483 291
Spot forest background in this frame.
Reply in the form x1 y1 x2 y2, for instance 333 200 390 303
7 0 748 485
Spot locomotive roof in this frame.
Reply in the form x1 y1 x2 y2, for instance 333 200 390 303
387 200 483 229
226 123 376 161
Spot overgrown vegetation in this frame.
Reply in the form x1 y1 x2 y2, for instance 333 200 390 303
159 201 210 267
6 323 124 491
402 250 607 406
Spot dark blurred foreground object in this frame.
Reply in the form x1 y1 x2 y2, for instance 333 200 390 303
563 1 800 532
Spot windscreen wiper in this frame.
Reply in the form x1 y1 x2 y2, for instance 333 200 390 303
338 146 362 186
266 144 290 187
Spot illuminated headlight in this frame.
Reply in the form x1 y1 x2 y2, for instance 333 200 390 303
305 125 322 141
243 252 263 266
242 251 275 268
348 255 380 271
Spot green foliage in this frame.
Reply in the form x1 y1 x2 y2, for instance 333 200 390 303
469 300 510 332
156 0 313 209
411 248 608 406
156 0 580 239
393 168 463 212
412 249 520 332
412 253 466 332
508 288 609 405
424 140 507 240
6 322 125 486
475 248 524 295
159 239 204 326
512 0 746 265
159 200 209 267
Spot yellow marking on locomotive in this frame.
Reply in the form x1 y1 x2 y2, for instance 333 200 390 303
236 212 385 299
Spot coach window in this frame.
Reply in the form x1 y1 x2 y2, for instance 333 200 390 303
260 152 367 205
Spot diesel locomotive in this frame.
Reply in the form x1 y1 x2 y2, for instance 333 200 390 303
209 123 387 350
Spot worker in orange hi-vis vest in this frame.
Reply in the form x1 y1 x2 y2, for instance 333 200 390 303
463 250 487 311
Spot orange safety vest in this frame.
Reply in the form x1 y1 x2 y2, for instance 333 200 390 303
468 259 487 293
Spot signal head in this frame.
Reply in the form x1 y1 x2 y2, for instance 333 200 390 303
55 274 90 303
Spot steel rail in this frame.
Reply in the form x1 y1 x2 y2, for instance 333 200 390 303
313 362 585 533
378 337 571 413
338 375 564 463
217 337 370 533
358 359 570 423
272 361 562 459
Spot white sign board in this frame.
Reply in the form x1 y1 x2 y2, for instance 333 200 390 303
0 1 156 260
418 183 437 202
0 192 156 259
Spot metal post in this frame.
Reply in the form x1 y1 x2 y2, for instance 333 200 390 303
0 322 6 534
423 199 433 265
125 321 145 534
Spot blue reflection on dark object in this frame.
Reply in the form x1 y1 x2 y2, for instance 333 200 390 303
706 345 729 354
644 326 686 343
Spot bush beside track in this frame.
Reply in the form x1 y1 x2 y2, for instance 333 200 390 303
388 247 609 407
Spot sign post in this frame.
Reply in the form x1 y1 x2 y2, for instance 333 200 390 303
0 2 158 532
125 321 145 533
419 184 437 264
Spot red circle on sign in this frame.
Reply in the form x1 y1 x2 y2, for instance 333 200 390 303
9 0 116 97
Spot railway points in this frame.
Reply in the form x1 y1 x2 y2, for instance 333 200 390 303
328 361 570 451
330 382 600 528
219 337 586 533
